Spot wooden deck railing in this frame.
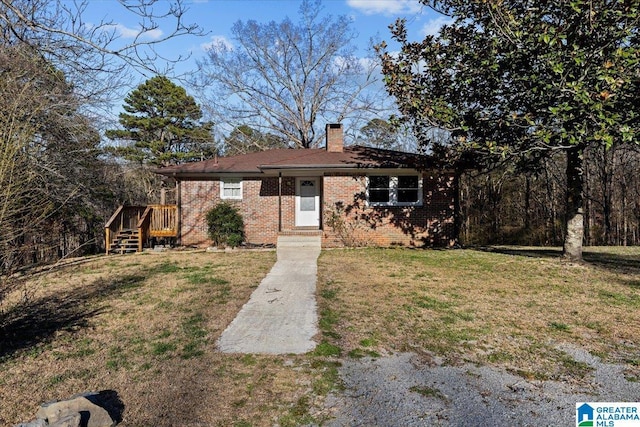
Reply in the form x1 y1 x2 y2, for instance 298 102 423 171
106 204 178 253
105 206 147 254
136 205 178 252
148 205 178 237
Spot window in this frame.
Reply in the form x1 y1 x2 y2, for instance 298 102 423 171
368 176 390 204
397 176 420 203
220 178 242 199
367 175 422 206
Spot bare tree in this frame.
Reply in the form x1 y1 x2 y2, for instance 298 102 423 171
1 0 204 106
196 0 387 149
459 143 640 248
0 0 204 306
0 47 99 272
223 125 288 156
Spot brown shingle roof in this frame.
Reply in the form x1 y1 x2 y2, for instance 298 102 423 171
155 146 434 177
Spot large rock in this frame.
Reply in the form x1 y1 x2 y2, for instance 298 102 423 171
14 420 47 427
35 391 120 427
14 414 81 427
51 413 82 427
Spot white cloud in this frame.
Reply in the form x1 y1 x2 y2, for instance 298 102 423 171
346 0 423 16
420 16 454 36
141 28 163 40
106 23 163 40
201 35 234 52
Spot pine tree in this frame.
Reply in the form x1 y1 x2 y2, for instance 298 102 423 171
106 76 214 167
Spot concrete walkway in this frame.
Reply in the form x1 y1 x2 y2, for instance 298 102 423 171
217 235 320 354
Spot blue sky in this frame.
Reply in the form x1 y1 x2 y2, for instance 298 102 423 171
82 0 450 82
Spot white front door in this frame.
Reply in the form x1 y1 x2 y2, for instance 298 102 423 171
295 177 320 227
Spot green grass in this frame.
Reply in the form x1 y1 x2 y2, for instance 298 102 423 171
549 322 571 332
409 385 447 400
178 312 209 358
106 345 130 370
47 369 92 386
598 290 640 307
359 337 377 347
52 338 96 360
317 246 640 382
152 341 177 356
148 261 182 274
486 351 515 363
412 295 455 310
320 288 338 300
278 395 316 427
313 341 341 357
556 352 594 380
310 360 343 395
347 348 380 359
318 308 339 331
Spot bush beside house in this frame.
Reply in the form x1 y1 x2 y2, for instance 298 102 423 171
206 202 245 248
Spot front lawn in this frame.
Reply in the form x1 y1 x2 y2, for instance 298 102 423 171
0 251 328 427
317 246 640 383
1 246 639 425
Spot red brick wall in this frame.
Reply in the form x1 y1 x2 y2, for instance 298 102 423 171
180 180 218 246
178 172 457 248
179 177 290 247
321 173 457 247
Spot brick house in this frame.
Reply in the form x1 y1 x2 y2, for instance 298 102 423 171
155 124 458 248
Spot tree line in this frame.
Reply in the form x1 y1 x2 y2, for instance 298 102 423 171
462 142 640 247
0 0 205 286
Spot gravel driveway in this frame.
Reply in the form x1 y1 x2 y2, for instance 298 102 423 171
318 345 640 426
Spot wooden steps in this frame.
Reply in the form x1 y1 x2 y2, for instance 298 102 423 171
105 204 177 254
109 229 139 254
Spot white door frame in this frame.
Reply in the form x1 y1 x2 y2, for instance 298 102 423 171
295 177 320 227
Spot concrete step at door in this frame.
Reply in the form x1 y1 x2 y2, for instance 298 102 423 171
276 234 321 248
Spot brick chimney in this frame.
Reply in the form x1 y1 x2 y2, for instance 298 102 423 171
326 123 343 152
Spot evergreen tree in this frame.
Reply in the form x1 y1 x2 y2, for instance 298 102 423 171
378 0 640 261
106 76 215 167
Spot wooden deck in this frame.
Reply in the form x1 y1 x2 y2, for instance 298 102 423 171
105 205 178 253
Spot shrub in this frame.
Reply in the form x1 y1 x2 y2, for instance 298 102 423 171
206 202 245 247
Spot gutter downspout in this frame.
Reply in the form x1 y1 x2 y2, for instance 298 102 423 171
278 172 282 232
174 174 182 246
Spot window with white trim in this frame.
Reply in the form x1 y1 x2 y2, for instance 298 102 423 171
220 178 242 199
367 175 422 206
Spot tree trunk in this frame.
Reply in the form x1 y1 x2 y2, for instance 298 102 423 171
453 171 462 246
544 160 558 245
621 177 628 246
583 152 591 245
563 145 584 261
602 151 612 245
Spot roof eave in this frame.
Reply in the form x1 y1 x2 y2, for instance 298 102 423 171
155 169 263 178
258 163 420 170
259 164 358 170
